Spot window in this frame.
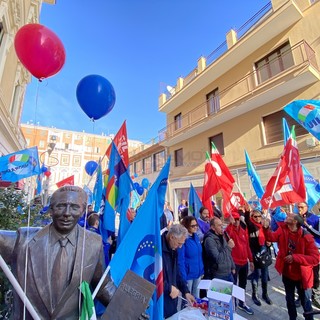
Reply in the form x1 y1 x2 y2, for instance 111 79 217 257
39 140 45 148
61 155 69 166
174 113 182 130
174 148 183 167
209 133 225 155
263 110 308 144
10 84 21 122
73 155 81 166
26 138 30 146
143 156 152 174
153 151 165 172
206 88 220 115
0 22 4 46
65 143 69 150
95 147 100 153
48 153 58 166
134 160 142 175
255 42 294 84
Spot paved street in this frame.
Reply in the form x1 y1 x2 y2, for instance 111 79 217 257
236 257 320 320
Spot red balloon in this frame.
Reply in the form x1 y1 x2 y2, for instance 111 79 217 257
14 24 66 80
44 171 51 178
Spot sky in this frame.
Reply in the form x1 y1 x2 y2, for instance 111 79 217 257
21 0 270 143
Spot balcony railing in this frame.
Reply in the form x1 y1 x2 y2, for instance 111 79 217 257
158 40 319 142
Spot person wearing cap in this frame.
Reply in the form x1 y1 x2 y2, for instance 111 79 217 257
225 210 254 315
263 212 319 320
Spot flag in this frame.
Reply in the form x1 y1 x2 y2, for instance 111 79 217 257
202 143 235 217
130 189 141 210
93 163 103 212
0 147 41 183
284 100 320 140
101 142 129 235
80 281 97 320
35 173 43 196
261 126 306 209
109 157 170 320
302 164 320 209
188 183 202 218
105 121 129 167
83 185 93 205
245 150 264 199
282 117 290 145
56 175 74 188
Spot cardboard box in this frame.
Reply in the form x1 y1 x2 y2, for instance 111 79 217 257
198 278 245 320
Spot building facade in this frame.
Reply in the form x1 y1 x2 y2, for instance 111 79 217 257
0 0 55 156
130 0 320 216
21 123 142 197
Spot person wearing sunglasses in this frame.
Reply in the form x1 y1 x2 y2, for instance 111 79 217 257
245 208 273 306
178 216 204 298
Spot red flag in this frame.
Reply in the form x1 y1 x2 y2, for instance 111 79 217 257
260 127 306 209
202 143 235 217
222 191 246 217
105 121 129 167
56 175 74 188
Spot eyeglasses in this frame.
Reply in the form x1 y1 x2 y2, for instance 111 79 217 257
190 224 198 228
253 215 261 218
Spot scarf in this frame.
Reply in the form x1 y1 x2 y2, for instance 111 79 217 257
250 218 266 246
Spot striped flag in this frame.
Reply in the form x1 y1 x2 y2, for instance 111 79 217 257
80 281 97 320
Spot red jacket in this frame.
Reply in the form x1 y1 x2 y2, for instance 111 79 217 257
263 224 319 289
226 224 253 266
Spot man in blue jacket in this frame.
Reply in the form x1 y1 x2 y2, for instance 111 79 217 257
162 224 195 318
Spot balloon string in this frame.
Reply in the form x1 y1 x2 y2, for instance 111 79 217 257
32 80 41 146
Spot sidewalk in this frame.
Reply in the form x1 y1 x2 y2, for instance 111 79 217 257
237 258 320 320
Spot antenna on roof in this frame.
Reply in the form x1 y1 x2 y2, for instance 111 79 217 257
166 85 176 96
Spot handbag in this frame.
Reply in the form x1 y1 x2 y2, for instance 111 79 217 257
254 248 272 268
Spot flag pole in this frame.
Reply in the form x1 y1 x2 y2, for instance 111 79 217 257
0 255 41 320
92 265 110 299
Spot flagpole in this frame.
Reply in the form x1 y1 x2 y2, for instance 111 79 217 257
0 255 41 320
268 167 282 210
92 265 110 299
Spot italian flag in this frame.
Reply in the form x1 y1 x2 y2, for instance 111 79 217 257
80 281 97 320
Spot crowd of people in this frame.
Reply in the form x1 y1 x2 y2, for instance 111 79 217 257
161 200 320 320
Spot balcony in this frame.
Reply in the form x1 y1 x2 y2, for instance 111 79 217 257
158 40 320 146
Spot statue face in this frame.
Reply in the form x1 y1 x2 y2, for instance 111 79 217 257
50 190 85 235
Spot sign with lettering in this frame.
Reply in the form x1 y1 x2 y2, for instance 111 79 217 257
102 270 155 320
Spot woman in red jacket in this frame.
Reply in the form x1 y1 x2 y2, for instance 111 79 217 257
226 211 254 315
263 212 319 320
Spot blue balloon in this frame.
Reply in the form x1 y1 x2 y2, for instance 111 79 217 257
133 182 140 190
76 74 116 120
137 186 144 196
85 161 98 176
141 178 149 189
41 165 48 173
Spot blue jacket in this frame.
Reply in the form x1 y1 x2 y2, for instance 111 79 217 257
304 211 320 247
162 231 189 318
178 233 204 281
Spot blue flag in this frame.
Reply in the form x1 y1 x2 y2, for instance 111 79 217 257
245 150 264 199
284 100 320 140
188 183 202 219
0 147 41 183
301 164 320 209
109 157 170 320
93 162 103 212
83 185 93 205
282 117 290 145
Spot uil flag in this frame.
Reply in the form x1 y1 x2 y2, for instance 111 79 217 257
56 175 74 188
245 150 264 199
105 120 129 167
261 126 306 209
302 164 320 209
109 157 170 320
284 100 320 141
93 163 103 212
188 183 202 219
0 147 41 183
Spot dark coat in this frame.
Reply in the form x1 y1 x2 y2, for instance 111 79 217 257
162 231 189 318
0 224 114 320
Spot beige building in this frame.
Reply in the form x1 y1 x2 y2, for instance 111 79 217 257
130 0 320 215
0 0 55 156
21 123 142 197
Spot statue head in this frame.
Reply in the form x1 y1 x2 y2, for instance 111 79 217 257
49 186 87 235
